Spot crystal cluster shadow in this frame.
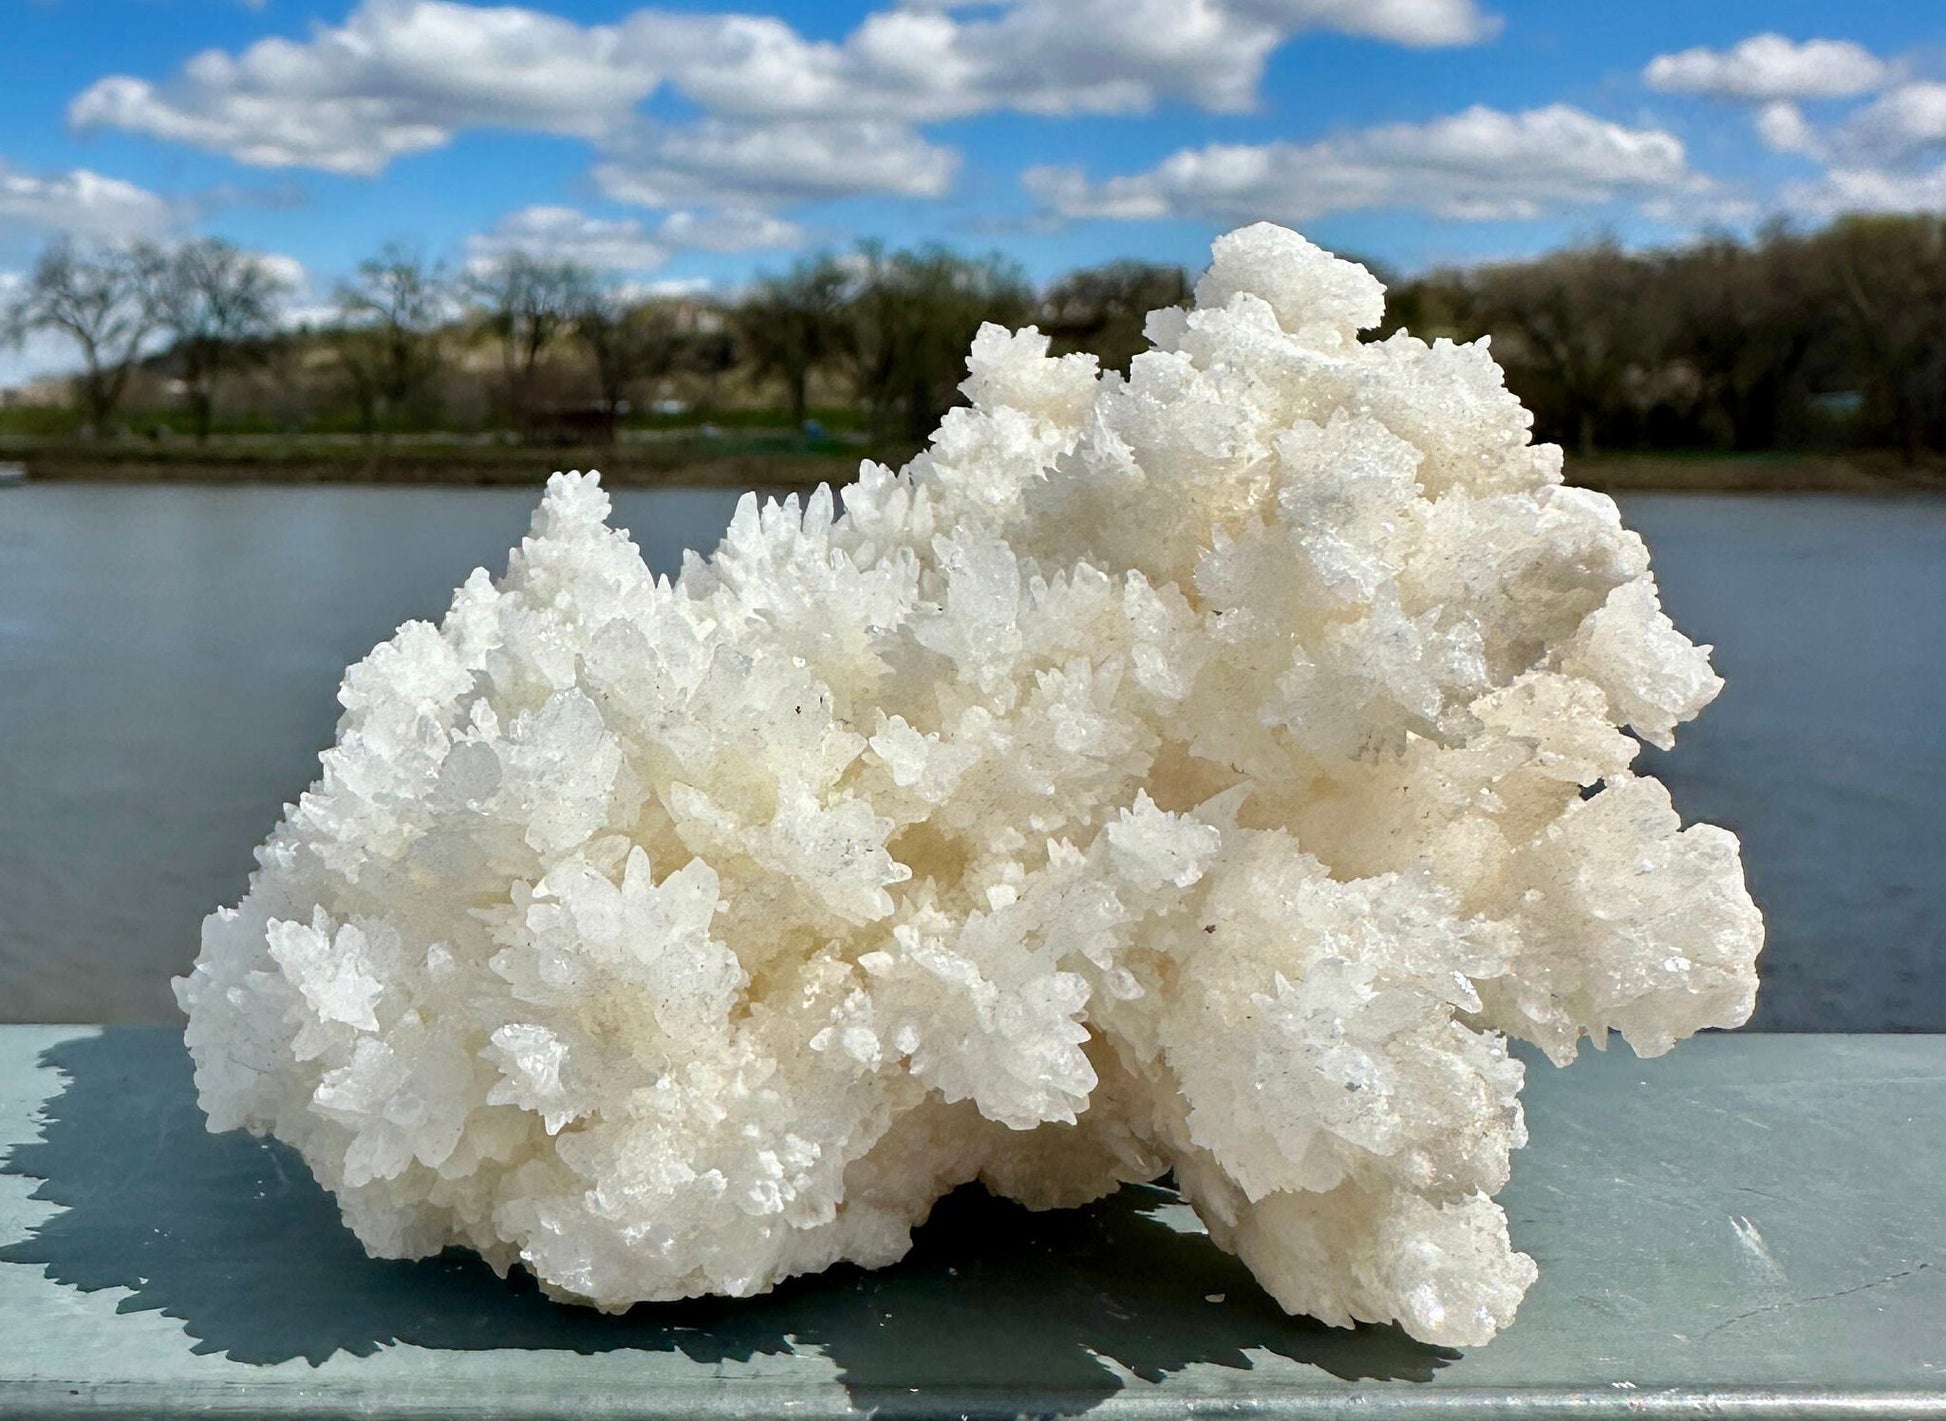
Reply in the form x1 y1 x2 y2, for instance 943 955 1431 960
1 1030 1454 1412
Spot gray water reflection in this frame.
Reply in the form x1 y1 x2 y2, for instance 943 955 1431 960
1 483 1939 1028
1625 496 1945 1031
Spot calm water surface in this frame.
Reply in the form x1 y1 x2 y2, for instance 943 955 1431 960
1 484 1940 1029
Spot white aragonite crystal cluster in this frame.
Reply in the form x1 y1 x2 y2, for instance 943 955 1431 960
177 223 1762 1348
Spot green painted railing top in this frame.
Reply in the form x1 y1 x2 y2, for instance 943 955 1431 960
2 1027 1942 1420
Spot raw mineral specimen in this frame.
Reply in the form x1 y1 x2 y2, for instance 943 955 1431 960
177 223 1762 1347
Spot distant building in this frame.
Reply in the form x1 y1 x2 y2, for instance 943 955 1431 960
0 374 70 408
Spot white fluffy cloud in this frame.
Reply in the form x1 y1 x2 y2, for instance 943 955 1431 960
0 163 176 244
464 203 802 275
628 275 713 299
466 207 674 274
259 255 341 329
1639 32 1940 195
650 0 1495 124
595 119 958 209
1782 161 1946 218
70 0 1497 205
643 4 1251 122
1251 0 1497 46
255 250 309 291
1696 74 1946 217
71 0 667 175
653 207 803 253
1767 82 1946 217
1644 34 1889 103
1026 105 1697 225
1754 101 1823 157
1837 82 1946 165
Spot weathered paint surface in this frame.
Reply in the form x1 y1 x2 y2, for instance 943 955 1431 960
2 1028 1943 1419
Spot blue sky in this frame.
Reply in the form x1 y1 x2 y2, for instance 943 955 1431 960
2 0 1944 382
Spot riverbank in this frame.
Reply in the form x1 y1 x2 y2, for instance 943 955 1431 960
6 435 1946 494
0 431 882 491
1570 450 1946 493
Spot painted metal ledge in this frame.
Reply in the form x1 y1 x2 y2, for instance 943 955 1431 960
1 1028 1941 1420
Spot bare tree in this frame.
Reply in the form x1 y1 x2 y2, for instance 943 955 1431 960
574 287 677 423
156 239 290 442
1466 241 1657 457
736 254 853 430
1810 214 1946 462
847 243 1033 444
331 241 448 441
1651 227 1820 452
675 320 738 414
1374 267 1476 345
1038 260 1189 373
467 253 597 436
1 238 166 434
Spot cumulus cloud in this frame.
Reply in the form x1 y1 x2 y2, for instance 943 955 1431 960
1754 101 1823 157
649 0 1496 124
1765 82 1946 217
71 0 666 175
1026 104 1697 226
1256 0 1498 46
0 163 177 244
254 250 309 291
257 255 343 329
1640 33 1924 184
653 207 803 253
594 119 958 208
1644 34 1889 103
1837 81 1946 165
465 206 673 274
628 275 713 299
69 0 1498 199
1783 161 1946 218
464 202 802 275
646 3 1249 121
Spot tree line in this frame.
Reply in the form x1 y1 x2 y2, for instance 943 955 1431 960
1 238 289 440
7 213 1946 460
1382 213 1946 461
